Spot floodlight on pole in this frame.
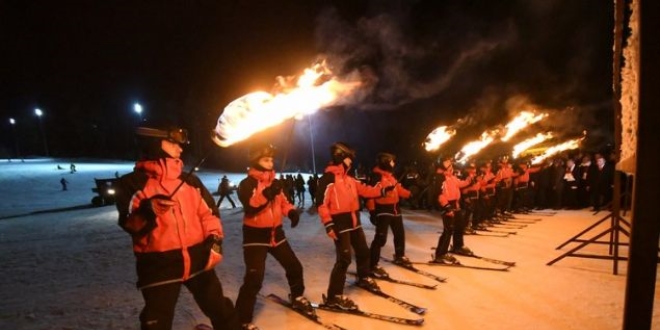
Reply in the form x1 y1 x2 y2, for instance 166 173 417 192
134 103 143 122
307 115 317 174
34 108 49 157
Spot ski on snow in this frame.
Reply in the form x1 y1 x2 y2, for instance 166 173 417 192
411 257 510 272
350 281 427 315
380 257 448 283
347 271 437 290
263 293 348 330
459 254 516 267
315 295 424 327
465 230 510 237
476 227 517 235
428 248 516 267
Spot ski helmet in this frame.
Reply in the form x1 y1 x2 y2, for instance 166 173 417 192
135 123 189 160
376 152 396 171
330 142 356 164
249 144 277 165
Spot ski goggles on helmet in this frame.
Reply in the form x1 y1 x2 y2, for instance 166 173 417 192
135 127 190 144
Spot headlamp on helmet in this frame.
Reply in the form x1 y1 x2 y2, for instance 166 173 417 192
135 126 190 145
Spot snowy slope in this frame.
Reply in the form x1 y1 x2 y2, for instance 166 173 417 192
0 159 658 330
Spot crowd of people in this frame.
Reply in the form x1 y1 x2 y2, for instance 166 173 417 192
115 122 619 330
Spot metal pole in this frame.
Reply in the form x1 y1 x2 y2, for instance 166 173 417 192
38 116 49 157
308 115 317 174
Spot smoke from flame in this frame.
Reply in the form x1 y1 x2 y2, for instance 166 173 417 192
212 61 362 147
423 126 457 151
512 132 554 158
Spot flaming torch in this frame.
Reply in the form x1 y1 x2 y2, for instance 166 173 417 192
501 111 548 142
454 130 499 163
512 132 554 158
530 138 581 165
212 60 362 147
423 126 457 152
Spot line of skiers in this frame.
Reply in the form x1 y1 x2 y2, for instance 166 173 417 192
115 122 617 330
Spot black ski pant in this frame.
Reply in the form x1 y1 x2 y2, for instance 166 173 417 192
369 213 405 268
217 193 237 208
139 270 239 330
236 241 305 324
328 228 370 298
435 207 466 257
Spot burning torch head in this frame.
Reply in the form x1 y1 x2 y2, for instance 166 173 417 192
330 142 356 166
376 152 396 172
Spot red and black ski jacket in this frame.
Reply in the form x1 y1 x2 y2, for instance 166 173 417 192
365 167 411 216
238 168 295 247
317 164 383 234
116 158 223 289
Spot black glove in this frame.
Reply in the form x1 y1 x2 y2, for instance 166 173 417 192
288 209 300 228
325 222 336 235
262 179 283 200
135 194 172 235
205 234 223 255
369 211 377 225
440 204 455 216
381 185 396 197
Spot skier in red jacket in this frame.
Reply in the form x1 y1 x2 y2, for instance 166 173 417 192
433 156 474 264
234 145 313 330
365 152 412 278
316 142 394 310
116 124 239 330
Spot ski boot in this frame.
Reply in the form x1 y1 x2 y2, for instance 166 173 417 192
356 277 381 292
393 255 412 267
241 323 260 330
323 294 358 311
463 227 477 235
370 265 389 279
432 254 460 265
451 246 474 256
289 294 316 316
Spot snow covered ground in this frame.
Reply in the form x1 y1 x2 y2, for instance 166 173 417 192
0 159 658 330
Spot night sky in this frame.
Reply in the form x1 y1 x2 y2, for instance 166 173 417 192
0 0 614 171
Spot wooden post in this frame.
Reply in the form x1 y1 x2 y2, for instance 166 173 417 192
622 0 660 329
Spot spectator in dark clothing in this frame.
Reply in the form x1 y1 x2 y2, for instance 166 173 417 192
216 175 237 209
294 173 306 207
589 154 614 211
534 160 553 209
577 155 593 209
562 159 580 209
307 174 318 205
549 158 565 210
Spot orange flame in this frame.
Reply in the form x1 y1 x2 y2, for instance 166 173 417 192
512 132 554 158
455 130 499 163
423 126 457 152
530 138 581 164
212 61 362 147
501 111 548 141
